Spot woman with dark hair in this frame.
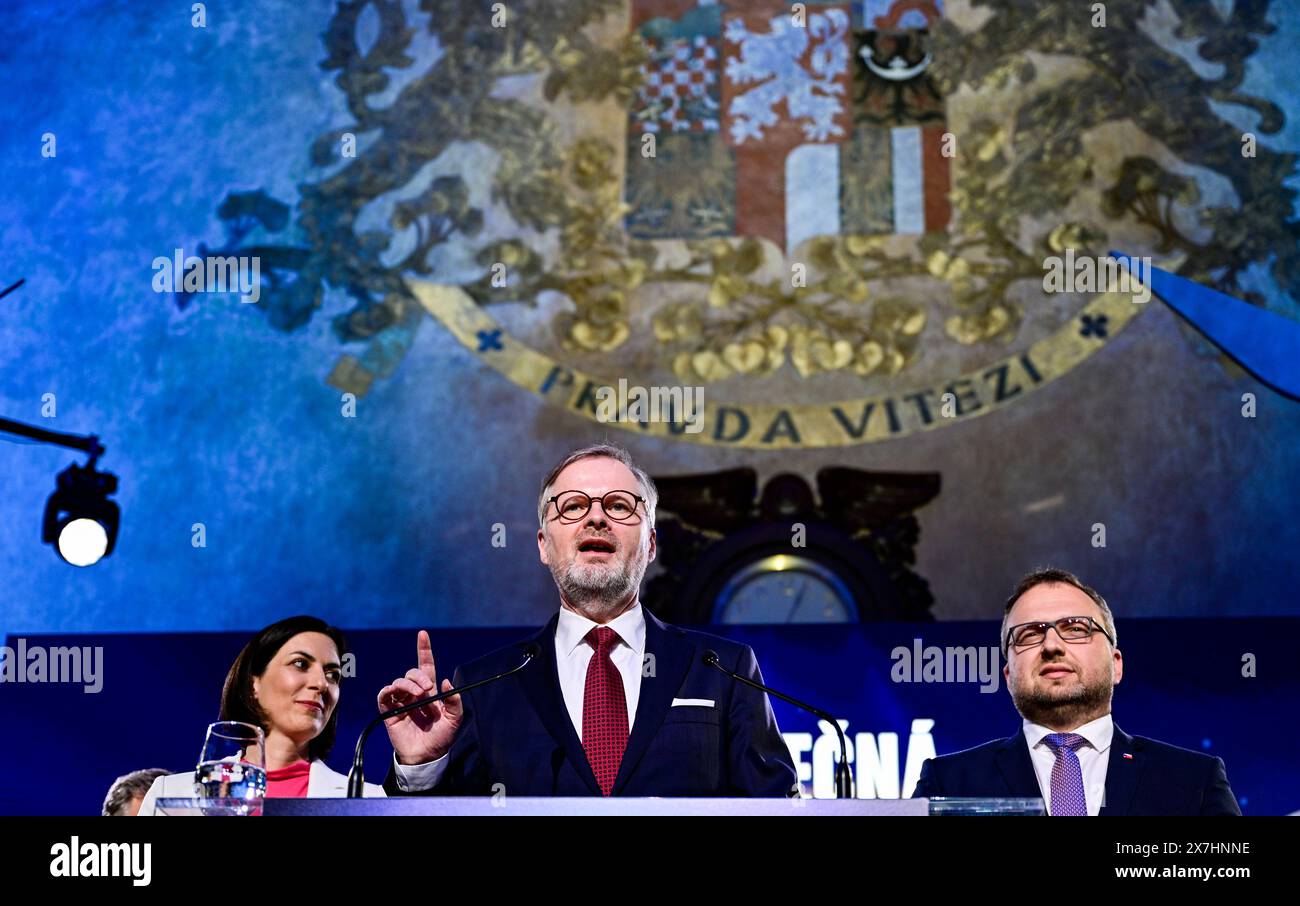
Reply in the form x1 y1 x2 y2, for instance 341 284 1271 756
138 615 384 814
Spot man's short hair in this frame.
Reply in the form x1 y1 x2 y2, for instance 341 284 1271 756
1001 567 1117 656
102 768 170 816
537 442 658 528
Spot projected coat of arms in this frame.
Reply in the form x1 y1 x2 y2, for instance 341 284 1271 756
195 0 1298 448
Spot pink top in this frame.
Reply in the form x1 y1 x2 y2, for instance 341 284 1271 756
266 759 311 798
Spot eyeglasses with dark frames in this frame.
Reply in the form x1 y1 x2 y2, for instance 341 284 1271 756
1004 616 1113 652
546 490 646 524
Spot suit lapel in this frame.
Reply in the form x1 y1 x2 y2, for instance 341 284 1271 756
518 614 601 795
611 610 693 795
994 730 1043 799
307 759 344 797
1100 725 1141 816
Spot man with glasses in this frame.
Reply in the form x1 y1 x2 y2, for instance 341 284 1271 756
912 568 1240 815
379 442 799 797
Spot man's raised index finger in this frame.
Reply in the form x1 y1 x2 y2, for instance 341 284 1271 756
417 629 436 673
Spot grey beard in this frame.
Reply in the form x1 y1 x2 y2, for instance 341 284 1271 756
552 556 643 615
1011 675 1113 729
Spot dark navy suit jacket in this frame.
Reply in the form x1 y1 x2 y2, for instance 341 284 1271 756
383 610 799 797
912 724 1241 815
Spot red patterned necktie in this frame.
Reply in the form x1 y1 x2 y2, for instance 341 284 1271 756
582 626 629 796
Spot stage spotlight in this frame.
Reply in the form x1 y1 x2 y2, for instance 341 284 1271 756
41 462 120 567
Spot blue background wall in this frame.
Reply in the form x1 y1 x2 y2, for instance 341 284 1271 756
2 619 1293 815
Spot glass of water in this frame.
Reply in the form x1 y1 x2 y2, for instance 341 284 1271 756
194 721 267 815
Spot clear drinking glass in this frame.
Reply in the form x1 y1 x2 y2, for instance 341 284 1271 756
194 721 267 815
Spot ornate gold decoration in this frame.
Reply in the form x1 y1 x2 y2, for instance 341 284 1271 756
193 0 1298 446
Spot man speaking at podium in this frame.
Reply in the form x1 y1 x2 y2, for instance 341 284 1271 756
380 443 799 797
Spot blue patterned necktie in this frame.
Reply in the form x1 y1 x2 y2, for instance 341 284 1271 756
1043 732 1089 816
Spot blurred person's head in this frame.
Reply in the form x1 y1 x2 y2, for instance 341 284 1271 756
220 615 349 763
1001 568 1122 732
102 767 170 816
537 443 657 623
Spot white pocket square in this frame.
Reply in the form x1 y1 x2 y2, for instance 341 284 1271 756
671 698 715 708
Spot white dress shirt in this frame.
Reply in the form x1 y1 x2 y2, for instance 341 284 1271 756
393 603 647 791
1023 713 1113 816
553 602 646 739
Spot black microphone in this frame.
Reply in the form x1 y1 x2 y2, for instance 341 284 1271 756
346 642 541 798
702 649 854 799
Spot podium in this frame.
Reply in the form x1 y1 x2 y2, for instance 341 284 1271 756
158 797 931 816
268 797 933 815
